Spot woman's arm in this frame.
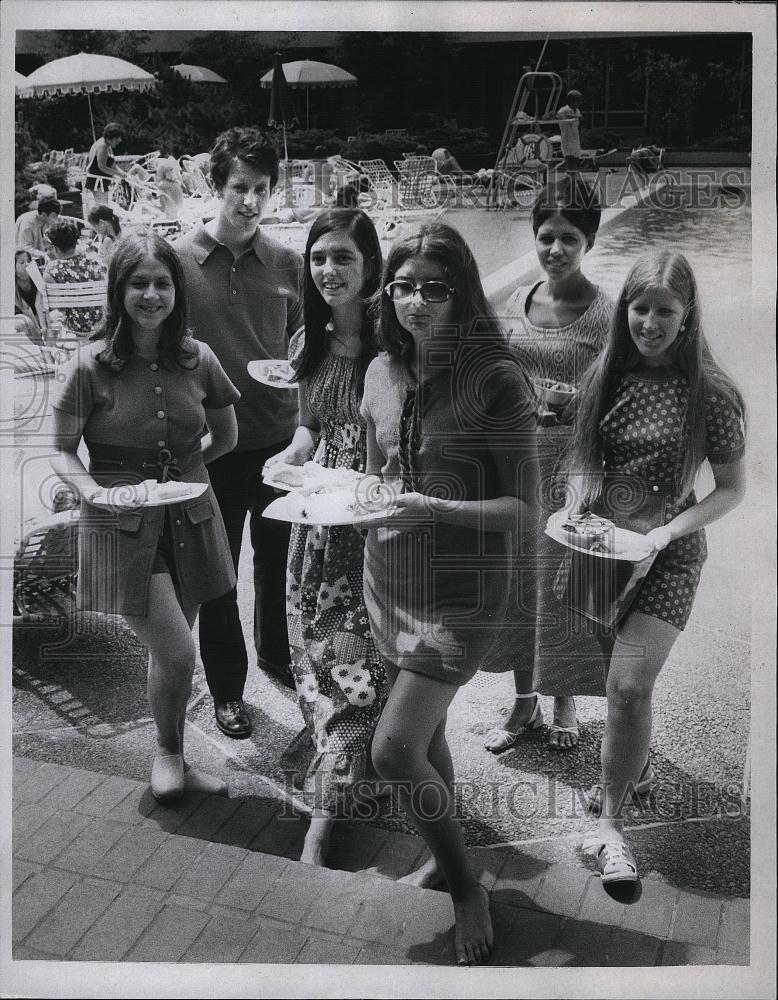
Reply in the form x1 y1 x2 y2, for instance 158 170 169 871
49 408 102 501
645 458 747 551
200 405 238 465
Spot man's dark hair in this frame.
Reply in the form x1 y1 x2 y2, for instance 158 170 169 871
37 196 61 217
209 127 279 191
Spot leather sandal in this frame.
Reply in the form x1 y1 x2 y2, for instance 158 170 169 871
582 836 639 885
484 693 543 753
585 760 655 815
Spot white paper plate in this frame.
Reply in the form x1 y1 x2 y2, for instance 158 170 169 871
247 359 299 390
89 481 208 509
263 491 397 526
545 513 654 563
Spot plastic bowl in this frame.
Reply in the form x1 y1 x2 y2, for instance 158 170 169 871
533 377 576 409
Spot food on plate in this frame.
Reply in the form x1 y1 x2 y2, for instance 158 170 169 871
264 463 304 489
280 464 391 521
264 361 295 384
560 511 615 553
533 376 576 408
147 479 197 501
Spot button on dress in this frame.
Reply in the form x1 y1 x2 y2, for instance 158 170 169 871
52 338 241 616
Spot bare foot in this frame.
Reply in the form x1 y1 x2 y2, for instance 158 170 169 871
399 855 446 889
452 883 493 966
299 814 334 867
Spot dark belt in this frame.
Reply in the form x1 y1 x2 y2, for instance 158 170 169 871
86 442 204 483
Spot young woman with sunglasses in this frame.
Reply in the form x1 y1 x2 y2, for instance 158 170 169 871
360 223 539 965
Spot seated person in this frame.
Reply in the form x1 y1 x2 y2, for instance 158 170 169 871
16 196 61 254
14 248 46 345
431 146 465 176
42 218 108 338
626 144 664 179
154 147 185 218
87 205 122 263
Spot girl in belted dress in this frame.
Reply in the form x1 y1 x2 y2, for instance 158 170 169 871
51 229 240 803
361 224 539 965
564 250 746 887
265 209 387 868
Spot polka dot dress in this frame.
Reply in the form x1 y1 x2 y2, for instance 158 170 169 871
599 369 746 630
285 330 388 814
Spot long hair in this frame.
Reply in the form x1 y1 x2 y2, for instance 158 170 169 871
376 222 534 422
295 208 382 388
568 250 746 504
93 228 197 371
377 222 517 366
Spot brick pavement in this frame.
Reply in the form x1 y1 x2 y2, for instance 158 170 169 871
11 756 750 967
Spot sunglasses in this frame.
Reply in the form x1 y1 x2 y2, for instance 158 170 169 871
384 279 456 303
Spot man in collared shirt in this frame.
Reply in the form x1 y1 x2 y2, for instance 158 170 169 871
175 127 303 739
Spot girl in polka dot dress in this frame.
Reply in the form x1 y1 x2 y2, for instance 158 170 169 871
564 250 746 887
264 209 387 869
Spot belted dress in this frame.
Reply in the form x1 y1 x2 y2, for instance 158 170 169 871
52 338 241 617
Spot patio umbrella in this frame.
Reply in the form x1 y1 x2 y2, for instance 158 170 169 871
260 59 357 129
14 71 28 91
171 63 227 84
266 53 298 162
18 52 156 141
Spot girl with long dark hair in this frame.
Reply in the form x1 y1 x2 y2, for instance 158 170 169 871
361 223 539 964
264 209 386 867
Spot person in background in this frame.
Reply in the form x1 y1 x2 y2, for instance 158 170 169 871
302 146 335 207
43 218 108 337
155 147 185 219
557 89 583 120
14 248 46 343
85 122 130 205
174 126 304 740
484 175 613 755
15 196 61 254
87 205 123 264
431 147 465 176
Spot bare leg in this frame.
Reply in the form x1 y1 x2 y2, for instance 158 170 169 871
400 716 453 888
599 612 679 841
372 661 492 966
548 695 579 750
300 812 336 867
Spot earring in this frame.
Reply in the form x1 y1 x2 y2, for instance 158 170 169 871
679 324 685 331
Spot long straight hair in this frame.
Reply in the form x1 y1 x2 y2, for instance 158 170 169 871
294 208 382 389
93 228 197 371
568 250 746 504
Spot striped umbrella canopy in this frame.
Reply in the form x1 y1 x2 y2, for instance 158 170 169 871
171 63 227 84
260 59 357 129
18 52 156 141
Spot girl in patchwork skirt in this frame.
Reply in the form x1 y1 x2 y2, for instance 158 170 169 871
265 209 387 867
